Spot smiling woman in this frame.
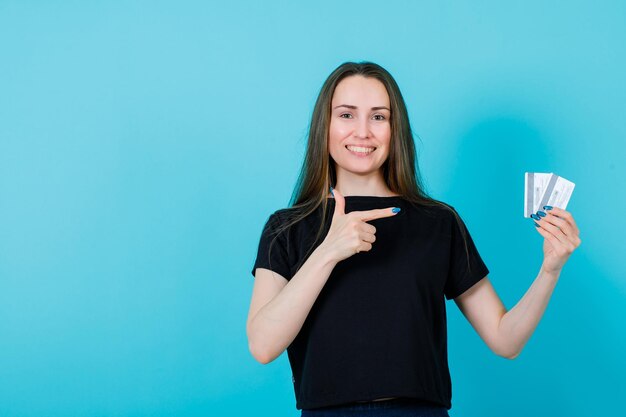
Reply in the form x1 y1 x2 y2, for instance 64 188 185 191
247 61 581 417
329 77 391 167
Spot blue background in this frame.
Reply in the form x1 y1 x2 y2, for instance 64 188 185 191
1 1 625 416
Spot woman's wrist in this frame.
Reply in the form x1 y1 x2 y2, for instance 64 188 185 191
314 242 339 267
539 263 562 282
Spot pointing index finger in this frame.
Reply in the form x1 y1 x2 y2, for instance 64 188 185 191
355 207 400 222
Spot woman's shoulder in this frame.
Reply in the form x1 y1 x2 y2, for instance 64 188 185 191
404 197 458 219
265 206 315 231
269 206 302 222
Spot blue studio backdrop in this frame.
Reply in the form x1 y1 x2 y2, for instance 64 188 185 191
1 1 624 416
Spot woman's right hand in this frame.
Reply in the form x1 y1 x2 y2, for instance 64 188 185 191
321 187 400 263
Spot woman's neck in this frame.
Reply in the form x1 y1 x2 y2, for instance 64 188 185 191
333 172 397 197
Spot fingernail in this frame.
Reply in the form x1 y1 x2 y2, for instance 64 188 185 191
330 186 334 196
534 222 540 227
537 211 547 217
531 214 540 221
392 207 401 213
543 205 553 210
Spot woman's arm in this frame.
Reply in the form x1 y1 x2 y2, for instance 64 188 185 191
247 189 399 364
454 206 581 359
454 270 560 359
247 244 338 364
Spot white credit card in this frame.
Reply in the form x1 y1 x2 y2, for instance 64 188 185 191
524 172 575 217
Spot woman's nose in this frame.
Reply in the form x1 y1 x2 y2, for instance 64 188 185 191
354 118 370 138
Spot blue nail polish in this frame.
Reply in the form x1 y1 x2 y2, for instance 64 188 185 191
537 211 547 217
543 205 553 210
531 214 540 221
392 207 401 213
330 186 334 196
534 222 540 227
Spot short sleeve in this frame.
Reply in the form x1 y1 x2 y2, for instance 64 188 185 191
444 209 490 300
251 212 292 281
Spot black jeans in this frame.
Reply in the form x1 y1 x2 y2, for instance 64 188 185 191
301 398 450 417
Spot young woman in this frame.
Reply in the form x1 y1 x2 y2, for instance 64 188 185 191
247 61 581 416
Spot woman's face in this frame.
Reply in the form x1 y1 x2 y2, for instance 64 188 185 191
328 75 391 177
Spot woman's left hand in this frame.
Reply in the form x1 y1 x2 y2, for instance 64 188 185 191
532 206 582 275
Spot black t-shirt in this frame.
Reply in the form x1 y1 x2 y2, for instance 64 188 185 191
250 196 489 410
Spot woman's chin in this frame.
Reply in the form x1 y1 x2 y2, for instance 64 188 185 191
336 163 384 176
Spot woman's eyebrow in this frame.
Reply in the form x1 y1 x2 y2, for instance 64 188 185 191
333 104 390 111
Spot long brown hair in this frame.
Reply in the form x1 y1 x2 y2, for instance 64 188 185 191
267 61 472 275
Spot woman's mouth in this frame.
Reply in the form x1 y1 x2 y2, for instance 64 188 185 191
346 145 376 157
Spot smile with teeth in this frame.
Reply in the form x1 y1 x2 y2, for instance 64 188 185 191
346 145 376 155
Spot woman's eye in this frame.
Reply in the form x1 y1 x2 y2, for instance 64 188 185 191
339 113 386 120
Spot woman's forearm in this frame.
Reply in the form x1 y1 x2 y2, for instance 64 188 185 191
497 265 562 358
248 244 338 364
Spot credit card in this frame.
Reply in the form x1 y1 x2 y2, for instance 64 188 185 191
524 172 575 217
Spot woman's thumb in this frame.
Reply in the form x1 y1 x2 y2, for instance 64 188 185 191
330 186 345 217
